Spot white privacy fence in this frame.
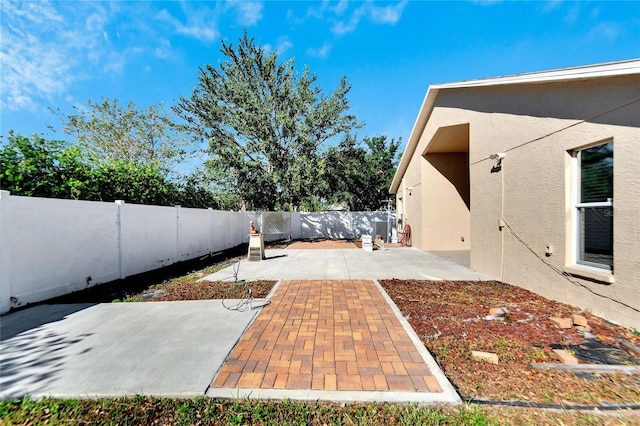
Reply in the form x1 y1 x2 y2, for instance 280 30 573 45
0 191 394 313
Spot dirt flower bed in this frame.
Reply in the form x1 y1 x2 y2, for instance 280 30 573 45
380 279 640 406
143 279 276 301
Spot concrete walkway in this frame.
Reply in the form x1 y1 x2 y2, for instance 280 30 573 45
1 247 491 402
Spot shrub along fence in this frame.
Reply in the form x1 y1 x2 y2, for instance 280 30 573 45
0 191 394 313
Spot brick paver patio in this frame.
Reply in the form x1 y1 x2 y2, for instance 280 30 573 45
211 280 442 393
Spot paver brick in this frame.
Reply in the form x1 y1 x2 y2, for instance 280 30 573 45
237 372 264 388
273 373 288 389
471 350 499 364
337 375 363 391
549 316 573 329
210 280 442 394
424 376 443 392
553 349 579 364
572 314 589 327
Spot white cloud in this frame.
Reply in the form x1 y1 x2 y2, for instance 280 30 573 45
541 0 563 13
0 1 87 111
332 4 366 35
156 5 220 42
155 38 173 60
1 0 63 25
277 38 294 55
0 1 236 114
227 0 264 26
290 0 407 35
331 1 407 36
85 6 108 32
369 0 407 25
565 4 580 25
589 21 622 41
307 42 332 58
265 36 294 55
471 0 502 6
333 0 350 15
103 52 126 75
305 1 331 20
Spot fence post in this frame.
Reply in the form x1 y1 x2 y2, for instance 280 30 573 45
175 205 181 262
115 200 125 279
0 191 12 314
208 208 213 254
349 212 354 239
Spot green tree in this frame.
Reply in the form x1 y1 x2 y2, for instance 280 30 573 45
324 135 401 211
0 132 219 208
52 98 194 173
0 132 98 200
174 30 362 211
90 159 173 205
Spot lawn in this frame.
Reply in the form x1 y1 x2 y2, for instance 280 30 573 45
3 395 639 425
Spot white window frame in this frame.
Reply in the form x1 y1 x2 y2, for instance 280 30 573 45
571 141 613 271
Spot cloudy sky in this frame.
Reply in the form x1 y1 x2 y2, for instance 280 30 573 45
1 0 638 151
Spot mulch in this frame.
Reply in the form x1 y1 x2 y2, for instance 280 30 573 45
286 239 357 249
279 238 408 250
379 279 640 406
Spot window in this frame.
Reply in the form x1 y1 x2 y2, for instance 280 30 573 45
573 141 613 270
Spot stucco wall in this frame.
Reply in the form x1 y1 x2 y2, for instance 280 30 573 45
396 75 640 328
397 152 423 247
422 152 470 250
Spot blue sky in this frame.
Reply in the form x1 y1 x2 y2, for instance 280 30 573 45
2 0 639 155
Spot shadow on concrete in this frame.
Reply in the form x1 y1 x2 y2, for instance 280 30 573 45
7 245 248 309
1 304 95 400
264 254 288 260
1 303 95 341
427 250 471 268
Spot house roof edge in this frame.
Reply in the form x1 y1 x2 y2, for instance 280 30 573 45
388 58 640 194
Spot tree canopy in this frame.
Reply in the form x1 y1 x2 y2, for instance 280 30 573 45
52 98 194 174
4 31 403 212
0 132 216 208
174 31 362 211
324 135 401 211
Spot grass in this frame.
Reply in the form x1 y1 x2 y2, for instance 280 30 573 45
1 397 485 425
5 396 638 425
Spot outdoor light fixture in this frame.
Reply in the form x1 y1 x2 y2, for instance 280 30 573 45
489 153 506 160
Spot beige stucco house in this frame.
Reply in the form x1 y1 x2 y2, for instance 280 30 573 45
390 59 639 328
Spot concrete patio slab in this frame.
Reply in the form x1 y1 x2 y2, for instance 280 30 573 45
202 248 494 282
1 246 492 403
0 300 264 399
